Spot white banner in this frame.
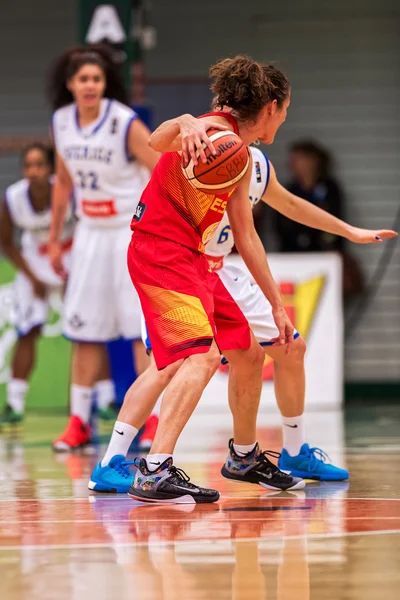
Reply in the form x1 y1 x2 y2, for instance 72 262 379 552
199 252 343 412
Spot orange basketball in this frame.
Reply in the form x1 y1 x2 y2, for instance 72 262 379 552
182 129 249 195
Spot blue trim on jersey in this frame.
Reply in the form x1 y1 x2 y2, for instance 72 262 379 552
124 113 139 162
143 321 152 352
259 332 300 346
16 321 45 339
74 99 113 137
50 113 57 147
62 331 142 343
262 153 270 198
62 332 119 344
221 332 300 363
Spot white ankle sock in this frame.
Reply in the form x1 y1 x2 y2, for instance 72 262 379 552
233 442 257 457
70 385 93 424
282 414 305 456
7 379 28 414
146 453 172 471
95 379 115 410
101 421 138 467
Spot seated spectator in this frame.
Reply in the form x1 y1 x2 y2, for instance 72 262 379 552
275 140 344 252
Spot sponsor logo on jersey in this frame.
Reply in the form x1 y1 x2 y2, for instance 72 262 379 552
64 146 114 164
68 314 85 330
204 254 224 272
81 200 117 218
202 222 220 244
132 201 146 222
255 161 262 183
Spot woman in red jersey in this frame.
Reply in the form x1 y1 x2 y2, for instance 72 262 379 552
100 55 304 504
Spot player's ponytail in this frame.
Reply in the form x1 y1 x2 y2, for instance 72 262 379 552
47 44 130 110
210 55 290 123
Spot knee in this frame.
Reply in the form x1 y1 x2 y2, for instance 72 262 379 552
204 346 221 375
189 346 220 378
156 360 183 386
288 336 306 363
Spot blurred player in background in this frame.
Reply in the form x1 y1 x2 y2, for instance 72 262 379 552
0 144 74 425
90 140 397 492
47 45 159 451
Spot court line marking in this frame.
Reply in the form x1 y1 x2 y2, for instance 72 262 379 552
1 528 399 551
0 496 399 503
1 516 400 524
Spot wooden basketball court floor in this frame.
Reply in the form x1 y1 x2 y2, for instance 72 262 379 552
0 400 399 599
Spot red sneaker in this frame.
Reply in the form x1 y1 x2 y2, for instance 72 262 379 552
139 414 159 452
52 415 92 452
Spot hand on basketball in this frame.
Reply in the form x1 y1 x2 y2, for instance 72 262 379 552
347 227 398 244
271 306 295 354
49 241 68 280
178 114 229 166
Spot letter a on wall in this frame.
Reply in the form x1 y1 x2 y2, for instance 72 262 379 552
85 4 127 44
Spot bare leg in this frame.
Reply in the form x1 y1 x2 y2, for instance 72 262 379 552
11 326 41 380
97 346 111 381
264 336 306 418
118 353 181 428
133 339 150 376
224 332 265 445
72 342 108 387
150 342 221 454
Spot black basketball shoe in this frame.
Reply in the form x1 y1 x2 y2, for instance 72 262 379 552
221 439 305 491
128 457 220 504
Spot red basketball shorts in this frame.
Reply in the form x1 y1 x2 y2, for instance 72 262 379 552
128 233 251 370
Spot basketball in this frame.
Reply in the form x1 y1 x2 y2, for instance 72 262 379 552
182 129 249 195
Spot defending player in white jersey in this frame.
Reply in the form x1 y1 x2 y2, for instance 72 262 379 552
89 141 397 492
0 144 74 425
47 45 160 451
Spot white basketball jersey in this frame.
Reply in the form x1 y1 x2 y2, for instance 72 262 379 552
5 178 75 284
205 146 270 260
52 98 149 228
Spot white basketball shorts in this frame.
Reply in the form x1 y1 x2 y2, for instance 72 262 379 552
217 261 299 345
62 221 141 342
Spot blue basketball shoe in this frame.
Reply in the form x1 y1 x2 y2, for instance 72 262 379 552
88 455 135 493
278 444 349 481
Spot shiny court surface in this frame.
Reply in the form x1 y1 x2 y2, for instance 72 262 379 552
1 402 400 600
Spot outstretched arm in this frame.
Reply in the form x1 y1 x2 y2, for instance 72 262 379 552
263 162 398 244
227 164 294 351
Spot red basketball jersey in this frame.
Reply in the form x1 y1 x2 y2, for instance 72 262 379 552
130 112 241 253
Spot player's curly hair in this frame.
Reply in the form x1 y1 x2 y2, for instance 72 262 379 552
210 55 290 122
47 44 129 110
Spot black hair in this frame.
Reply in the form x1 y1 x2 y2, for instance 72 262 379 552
21 143 55 171
47 44 130 110
289 140 333 180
